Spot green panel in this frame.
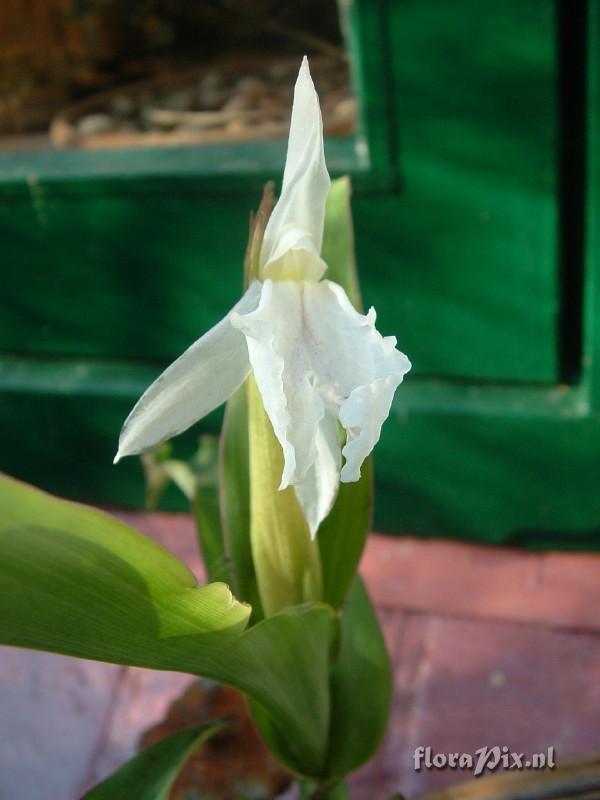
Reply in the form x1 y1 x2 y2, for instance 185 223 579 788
361 0 559 382
377 384 600 547
2 360 600 547
0 139 363 362
1 190 252 360
0 0 558 381
585 0 600 410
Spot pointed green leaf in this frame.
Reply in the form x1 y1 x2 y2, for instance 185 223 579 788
326 577 392 777
318 458 373 608
219 384 262 613
187 436 231 585
82 721 226 800
322 176 362 310
0 474 333 777
193 478 229 584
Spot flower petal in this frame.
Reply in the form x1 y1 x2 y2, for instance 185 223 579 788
115 281 263 462
260 57 330 282
230 279 326 490
301 280 411 482
293 412 342 538
231 278 409 531
339 377 399 483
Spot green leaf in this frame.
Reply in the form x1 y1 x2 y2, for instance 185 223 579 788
318 458 373 608
298 778 349 800
187 436 231 585
326 577 392 777
140 443 178 509
219 384 262 614
318 176 374 606
229 601 333 777
193 478 228 584
322 176 362 310
0 474 333 777
141 436 235 588
82 721 226 800
0 473 250 641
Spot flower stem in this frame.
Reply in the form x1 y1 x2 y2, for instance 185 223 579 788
301 778 349 800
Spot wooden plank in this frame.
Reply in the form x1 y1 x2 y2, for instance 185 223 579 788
385 616 600 798
374 405 600 543
361 535 600 632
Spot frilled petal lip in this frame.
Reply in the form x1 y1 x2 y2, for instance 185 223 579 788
230 278 411 535
114 280 263 463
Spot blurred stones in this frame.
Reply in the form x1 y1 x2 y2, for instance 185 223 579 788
76 113 115 138
0 0 348 146
48 56 356 149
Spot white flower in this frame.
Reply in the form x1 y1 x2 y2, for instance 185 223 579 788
115 57 411 537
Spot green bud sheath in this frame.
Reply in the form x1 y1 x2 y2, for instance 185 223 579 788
247 374 323 616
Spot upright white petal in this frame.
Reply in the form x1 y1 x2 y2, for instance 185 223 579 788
260 57 331 282
115 281 263 462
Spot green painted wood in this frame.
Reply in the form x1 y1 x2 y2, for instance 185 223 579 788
1 191 254 360
1 1 598 546
358 0 559 382
340 0 394 184
585 0 600 410
0 138 365 195
380 384 600 547
1 358 599 546
0 0 559 381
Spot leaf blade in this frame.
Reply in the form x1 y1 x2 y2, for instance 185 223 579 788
0 474 332 777
219 384 262 613
326 577 392 777
82 721 226 800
